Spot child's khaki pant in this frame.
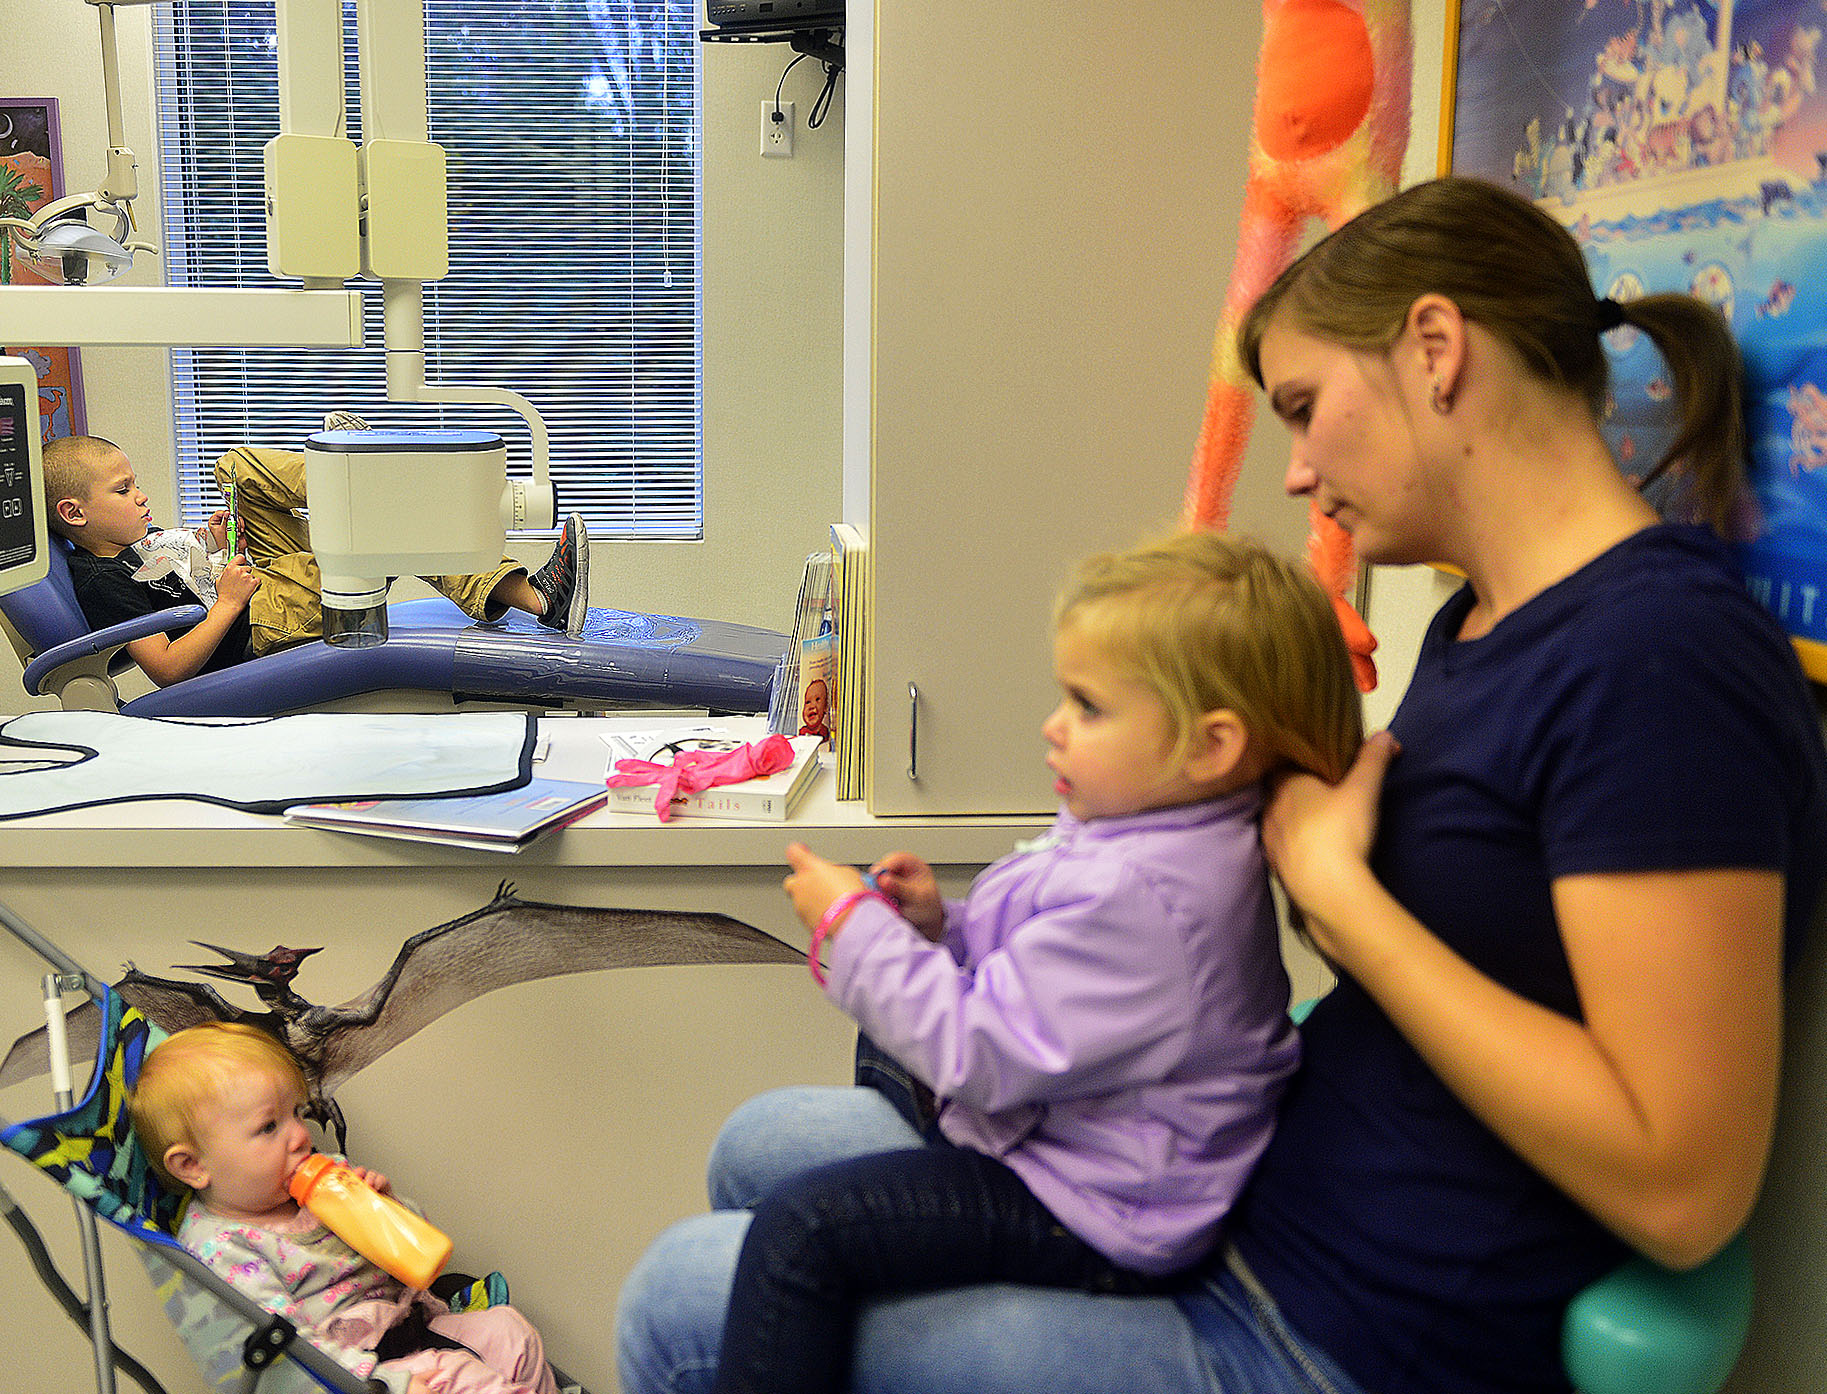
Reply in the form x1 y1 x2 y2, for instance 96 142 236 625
214 446 521 657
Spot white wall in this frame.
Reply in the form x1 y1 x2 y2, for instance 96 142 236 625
1 3 846 709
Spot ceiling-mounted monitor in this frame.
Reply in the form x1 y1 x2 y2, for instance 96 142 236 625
705 0 842 35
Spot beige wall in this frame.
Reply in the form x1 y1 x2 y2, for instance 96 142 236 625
6 1 1826 1389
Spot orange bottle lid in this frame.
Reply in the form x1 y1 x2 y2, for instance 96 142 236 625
288 1152 334 1203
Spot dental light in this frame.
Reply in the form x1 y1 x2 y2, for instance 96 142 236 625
0 2 162 282
5 214 147 286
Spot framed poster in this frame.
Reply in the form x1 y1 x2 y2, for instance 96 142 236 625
1443 0 1827 681
0 96 89 446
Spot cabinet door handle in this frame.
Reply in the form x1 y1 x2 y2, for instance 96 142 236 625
907 682 920 781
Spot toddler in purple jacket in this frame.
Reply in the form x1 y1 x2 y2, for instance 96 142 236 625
708 532 1365 1394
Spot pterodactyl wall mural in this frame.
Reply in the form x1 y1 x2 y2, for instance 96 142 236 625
1 882 800 1151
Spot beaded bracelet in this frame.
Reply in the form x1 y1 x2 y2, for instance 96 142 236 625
809 888 891 986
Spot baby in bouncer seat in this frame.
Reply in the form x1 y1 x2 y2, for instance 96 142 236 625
130 1021 562 1394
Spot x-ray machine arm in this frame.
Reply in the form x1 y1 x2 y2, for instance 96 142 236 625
0 0 556 534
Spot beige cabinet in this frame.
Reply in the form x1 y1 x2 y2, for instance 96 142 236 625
845 1 1309 813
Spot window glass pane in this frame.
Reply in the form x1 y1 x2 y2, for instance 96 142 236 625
154 0 701 539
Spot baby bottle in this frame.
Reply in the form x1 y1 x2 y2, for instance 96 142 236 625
288 1154 453 1290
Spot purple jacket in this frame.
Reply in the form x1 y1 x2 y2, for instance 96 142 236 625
827 790 1299 1274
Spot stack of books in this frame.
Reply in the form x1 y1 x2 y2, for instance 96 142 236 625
769 551 836 743
602 728 825 822
829 522 869 801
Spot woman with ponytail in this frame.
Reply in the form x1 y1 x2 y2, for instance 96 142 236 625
618 177 1827 1394
1237 175 1825 1393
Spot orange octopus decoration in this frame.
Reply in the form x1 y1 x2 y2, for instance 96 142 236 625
1184 0 1413 692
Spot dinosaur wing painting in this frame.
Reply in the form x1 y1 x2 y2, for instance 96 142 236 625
0 977 264 1095
1 883 799 1146
0 998 103 1094
309 884 799 1094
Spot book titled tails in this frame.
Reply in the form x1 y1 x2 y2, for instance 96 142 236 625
602 730 824 822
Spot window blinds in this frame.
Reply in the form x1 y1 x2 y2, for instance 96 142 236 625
153 0 701 539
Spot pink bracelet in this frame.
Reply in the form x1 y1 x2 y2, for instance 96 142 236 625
809 889 890 986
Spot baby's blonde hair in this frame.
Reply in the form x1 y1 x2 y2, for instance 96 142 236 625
128 1022 307 1189
1056 532 1363 782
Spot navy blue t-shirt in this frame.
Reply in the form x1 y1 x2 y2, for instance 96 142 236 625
1228 526 1827 1394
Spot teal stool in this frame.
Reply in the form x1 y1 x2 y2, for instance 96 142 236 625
1561 1232 1752 1394
1287 1000 1753 1393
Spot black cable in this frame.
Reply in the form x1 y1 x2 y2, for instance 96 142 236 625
777 33 843 131
808 59 841 129
775 52 808 118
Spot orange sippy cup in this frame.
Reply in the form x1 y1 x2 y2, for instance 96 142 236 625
288 1154 452 1290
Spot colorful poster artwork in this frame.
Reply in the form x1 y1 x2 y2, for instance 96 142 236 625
0 97 88 447
1448 0 1827 676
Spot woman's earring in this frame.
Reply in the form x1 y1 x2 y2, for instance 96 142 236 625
1430 380 1451 416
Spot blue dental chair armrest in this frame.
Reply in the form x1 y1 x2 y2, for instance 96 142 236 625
114 598 786 717
2 537 787 716
20 604 206 699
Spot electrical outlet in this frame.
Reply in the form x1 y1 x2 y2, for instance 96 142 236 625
762 100 795 159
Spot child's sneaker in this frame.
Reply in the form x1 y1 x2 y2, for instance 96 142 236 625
530 512 589 637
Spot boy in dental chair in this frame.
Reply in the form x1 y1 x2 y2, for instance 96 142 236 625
41 433 589 687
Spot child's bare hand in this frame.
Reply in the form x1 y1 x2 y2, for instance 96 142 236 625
215 557 259 609
869 851 944 940
783 842 866 936
202 511 229 552
350 1165 392 1196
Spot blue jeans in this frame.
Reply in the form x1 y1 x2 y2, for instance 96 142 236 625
711 1140 1178 1394
615 1086 1373 1394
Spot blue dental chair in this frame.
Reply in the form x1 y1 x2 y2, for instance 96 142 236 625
0 537 786 717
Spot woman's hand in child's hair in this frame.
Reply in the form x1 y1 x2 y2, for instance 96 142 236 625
214 556 260 612
1261 730 1400 955
784 842 868 936
868 852 945 941
202 511 231 553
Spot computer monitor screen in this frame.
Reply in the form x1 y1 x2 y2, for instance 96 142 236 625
0 357 50 598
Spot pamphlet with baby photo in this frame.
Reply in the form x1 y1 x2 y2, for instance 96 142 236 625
798 632 835 747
